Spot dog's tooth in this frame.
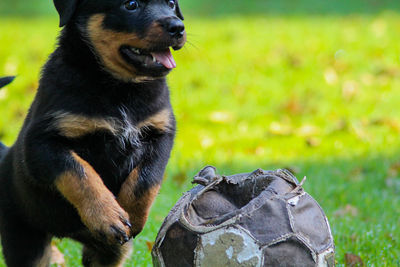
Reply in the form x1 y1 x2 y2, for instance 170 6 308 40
152 55 156 62
131 48 140 54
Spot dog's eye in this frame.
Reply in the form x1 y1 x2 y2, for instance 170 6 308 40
167 0 175 9
125 0 139 11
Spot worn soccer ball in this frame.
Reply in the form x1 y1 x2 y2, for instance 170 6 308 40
152 167 335 267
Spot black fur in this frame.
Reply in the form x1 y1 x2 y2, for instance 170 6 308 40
0 76 15 89
0 0 185 266
0 76 14 160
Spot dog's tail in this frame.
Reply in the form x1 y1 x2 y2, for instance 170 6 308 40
0 76 15 160
0 76 15 89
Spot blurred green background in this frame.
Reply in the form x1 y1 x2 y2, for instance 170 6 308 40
1 0 400 266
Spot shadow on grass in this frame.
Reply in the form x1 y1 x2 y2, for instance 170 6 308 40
0 0 399 17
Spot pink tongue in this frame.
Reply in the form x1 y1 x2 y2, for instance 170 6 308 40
151 49 176 69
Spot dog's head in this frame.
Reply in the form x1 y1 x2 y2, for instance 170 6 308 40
54 0 186 82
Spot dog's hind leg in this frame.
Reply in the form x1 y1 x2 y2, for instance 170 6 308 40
0 216 52 267
82 242 132 267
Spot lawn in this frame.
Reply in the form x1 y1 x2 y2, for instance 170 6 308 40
0 1 400 266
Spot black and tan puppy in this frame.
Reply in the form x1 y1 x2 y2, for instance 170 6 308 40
0 0 185 266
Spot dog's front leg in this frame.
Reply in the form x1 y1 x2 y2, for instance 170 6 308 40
24 135 132 245
117 167 161 238
54 151 132 245
117 133 174 238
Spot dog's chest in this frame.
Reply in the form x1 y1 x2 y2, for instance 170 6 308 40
53 108 172 191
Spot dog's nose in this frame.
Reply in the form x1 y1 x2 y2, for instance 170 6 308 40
161 18 185 39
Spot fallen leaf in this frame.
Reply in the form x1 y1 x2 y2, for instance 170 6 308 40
200 136 214 148
4 61 18 74
371 118 400 133
360 73 374 86
0 89 7 100
298 124 320 137
345 253 364 267
281 98 304 115
51 243 66 267
306 137 321 147
349 167 364 182
287 54 302 68
387 162 400 177
371 19 386 38
173 171 188 186
268 122 293 136
333 119 349 132
209 111 233 123
255 146 265 156
324 68 338 85
146 241 155 252
334 204 359 217
342 81 358 100
351 122 370 141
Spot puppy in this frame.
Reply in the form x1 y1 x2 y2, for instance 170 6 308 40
0 0 185 266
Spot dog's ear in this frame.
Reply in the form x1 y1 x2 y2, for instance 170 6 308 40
175 0 184 20
53 0 79 27
0 76 15 89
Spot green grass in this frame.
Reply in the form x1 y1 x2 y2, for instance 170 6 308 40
1 8 400 267
1 0 400 16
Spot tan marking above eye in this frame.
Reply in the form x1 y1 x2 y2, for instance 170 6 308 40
54 112 119 138
137 109 172 133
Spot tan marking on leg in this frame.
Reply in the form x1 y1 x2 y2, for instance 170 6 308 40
137 109 172 133
117 169 161 236
54 112 119 138
118 168 140 205
55 152 130 244
130 185 161 235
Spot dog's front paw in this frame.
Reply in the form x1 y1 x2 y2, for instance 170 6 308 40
82 202 132 245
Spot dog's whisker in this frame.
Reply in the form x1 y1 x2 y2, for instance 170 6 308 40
184 40 200 51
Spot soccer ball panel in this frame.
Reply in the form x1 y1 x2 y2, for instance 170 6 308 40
158 222 199 267
288 193 333 252
195 227 262 267
263 236 315 267
188 190 237 226
238 198 293 245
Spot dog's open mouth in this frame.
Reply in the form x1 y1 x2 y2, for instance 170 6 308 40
120 46 176 73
